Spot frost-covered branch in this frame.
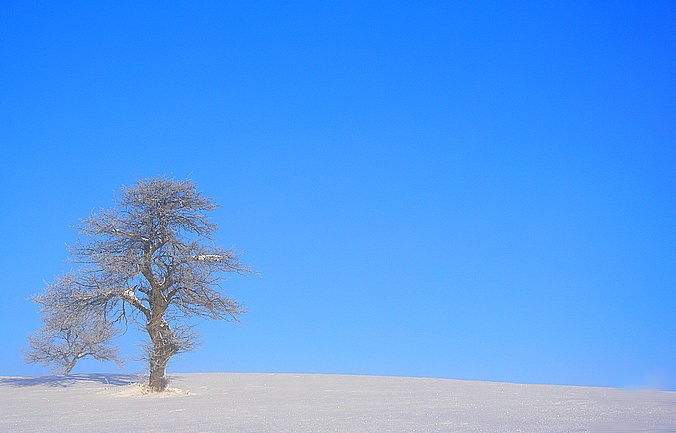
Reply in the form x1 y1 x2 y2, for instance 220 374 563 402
23 308 122 375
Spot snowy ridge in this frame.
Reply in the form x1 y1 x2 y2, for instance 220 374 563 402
1 373 674 432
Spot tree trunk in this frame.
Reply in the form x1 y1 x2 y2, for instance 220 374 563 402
149 358 169 392
63 358 78 375
147 318 179 392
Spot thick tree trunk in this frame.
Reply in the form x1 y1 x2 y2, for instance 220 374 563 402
147 318 179 392
149 359 169 392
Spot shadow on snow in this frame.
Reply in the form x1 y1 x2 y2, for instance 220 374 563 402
0 373 143 387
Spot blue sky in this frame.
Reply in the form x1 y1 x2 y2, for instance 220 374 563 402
1 1 674 390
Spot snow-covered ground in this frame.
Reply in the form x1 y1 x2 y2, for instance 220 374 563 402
1 373 674 432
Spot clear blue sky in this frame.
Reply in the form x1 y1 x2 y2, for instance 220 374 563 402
1 1 674 390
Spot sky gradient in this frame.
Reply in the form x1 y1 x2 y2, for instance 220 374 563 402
1 1 674 390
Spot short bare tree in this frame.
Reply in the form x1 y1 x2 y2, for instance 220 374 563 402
27 176 254 391
24 278 122 375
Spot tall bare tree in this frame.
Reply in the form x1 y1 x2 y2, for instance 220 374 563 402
27 176 254 391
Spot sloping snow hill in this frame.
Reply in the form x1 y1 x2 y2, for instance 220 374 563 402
0 373 674 432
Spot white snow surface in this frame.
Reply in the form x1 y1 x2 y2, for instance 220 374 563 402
1 373 674 432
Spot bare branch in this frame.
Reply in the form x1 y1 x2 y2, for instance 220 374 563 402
23 307 123 375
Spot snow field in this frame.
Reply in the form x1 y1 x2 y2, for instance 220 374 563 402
1 373 674 432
